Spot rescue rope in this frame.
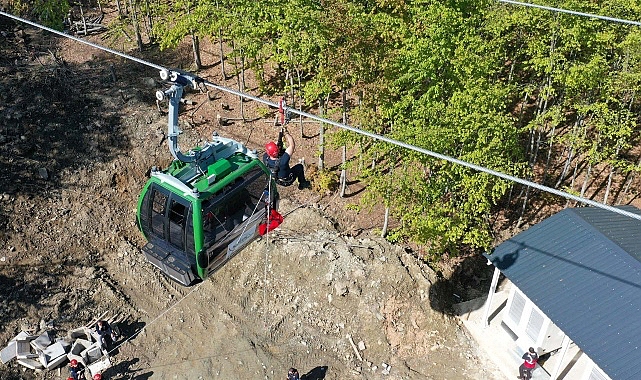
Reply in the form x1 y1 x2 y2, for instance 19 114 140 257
107 281 204 356
263 174 274 331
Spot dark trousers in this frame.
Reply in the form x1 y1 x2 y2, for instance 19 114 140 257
519 364 534 380
277 164 306 187
290 164 306 183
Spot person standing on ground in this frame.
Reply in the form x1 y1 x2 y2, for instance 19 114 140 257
69 359 86 380
95 320 116 349
519 347 538 380
264 128 311 190
286 367 300 380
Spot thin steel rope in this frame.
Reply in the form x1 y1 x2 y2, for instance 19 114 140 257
497 0 641 26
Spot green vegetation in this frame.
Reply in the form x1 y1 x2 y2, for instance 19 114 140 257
23 0 638 261
6 0 70 29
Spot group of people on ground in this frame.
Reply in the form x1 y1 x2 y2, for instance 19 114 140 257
69 358 102 380
68 320 118 380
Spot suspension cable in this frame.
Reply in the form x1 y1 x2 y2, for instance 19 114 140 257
1 10 641 222
107 281 204 355
0 10 165 71
497 0 641 26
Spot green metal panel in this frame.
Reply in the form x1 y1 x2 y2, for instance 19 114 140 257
192 198 206 279
136 180 153 239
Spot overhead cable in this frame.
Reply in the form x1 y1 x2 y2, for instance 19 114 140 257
0 10 165 71
202 81 641 222
1 11 641 222
497 0 641 26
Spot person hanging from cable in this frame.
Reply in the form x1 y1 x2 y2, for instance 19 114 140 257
263 98 311 190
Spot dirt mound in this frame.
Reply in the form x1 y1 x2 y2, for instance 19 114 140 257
94 201 502 380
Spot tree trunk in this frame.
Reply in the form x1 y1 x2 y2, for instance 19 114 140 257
340 88 348 198
603 145 621 204
318 98 325 170
556 115 582 188
516 185 531 229
542 124 556 185
576 162 590 206
381 206 390 238
615 93 636 205
145 0 153 42
79 6 87 36
128 0 143 52
218 29 226 79
573 125 591 206
297 68 303 139
191 34 202 70
240 52 246 120
231 40 244 117
619 155 641 204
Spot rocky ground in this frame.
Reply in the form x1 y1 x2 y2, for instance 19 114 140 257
0 15 504 380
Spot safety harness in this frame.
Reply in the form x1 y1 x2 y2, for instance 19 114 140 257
265 97 295 186
264 155 295 186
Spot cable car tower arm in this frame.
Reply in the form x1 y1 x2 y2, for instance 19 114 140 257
155 70 256 165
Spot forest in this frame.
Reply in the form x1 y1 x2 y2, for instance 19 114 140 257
6 0 641 261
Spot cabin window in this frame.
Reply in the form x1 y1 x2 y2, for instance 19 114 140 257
584 364 611 380
503 287 546 345
504 286 559 350
168 199 188 251
201 166 269 249
150 190 168 238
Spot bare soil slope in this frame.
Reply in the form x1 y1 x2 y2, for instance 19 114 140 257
0 20 503 380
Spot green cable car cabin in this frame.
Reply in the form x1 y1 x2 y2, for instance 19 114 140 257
136 71 279 286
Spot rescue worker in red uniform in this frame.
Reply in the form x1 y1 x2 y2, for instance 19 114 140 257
263 129 310 190
519 347 538 380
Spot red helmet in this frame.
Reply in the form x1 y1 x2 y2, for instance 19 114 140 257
70 359 78 366
93 374 102 380
265 141 279 157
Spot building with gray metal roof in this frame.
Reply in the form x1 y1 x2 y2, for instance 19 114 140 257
483 205 641 380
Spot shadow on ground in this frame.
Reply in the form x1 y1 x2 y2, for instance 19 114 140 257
302 365 328 380
429 254 497 315
0 19 162 200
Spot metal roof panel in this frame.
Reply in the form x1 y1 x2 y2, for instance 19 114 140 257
485 206 641 380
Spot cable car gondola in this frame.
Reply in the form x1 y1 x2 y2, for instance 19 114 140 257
136 70 279 286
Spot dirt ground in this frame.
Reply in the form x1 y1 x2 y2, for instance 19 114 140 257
0 15 505 380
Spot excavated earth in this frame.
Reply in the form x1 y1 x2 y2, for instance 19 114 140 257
0 18 504 380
